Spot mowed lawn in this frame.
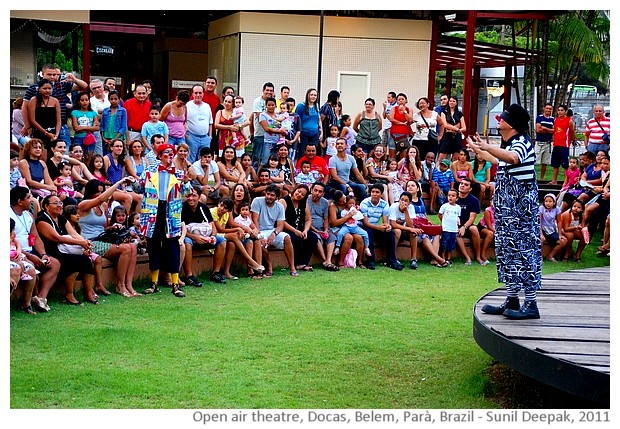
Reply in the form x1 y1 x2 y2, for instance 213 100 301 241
10 248 609 409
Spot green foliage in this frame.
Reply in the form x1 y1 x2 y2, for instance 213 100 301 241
36 28 82 73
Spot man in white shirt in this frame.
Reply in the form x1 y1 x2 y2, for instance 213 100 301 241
89 79 110 156
186 84 213 163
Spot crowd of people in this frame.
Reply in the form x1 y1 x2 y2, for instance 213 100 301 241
9 64 610 316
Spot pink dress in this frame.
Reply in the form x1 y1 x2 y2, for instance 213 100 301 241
561 168 580 191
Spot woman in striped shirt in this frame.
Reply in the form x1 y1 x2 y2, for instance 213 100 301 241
467 103 542 320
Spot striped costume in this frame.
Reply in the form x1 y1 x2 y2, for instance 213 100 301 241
493 133 542 296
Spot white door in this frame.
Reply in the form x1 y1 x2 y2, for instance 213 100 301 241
338 72 370 118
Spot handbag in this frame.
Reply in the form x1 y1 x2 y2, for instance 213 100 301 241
412 216 443 236
393 133 410 151
420 115 438 144
186 222 213 237
95 228 131 244
58 235 85 255
83 131 96 146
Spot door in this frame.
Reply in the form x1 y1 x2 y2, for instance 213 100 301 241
338 72 370 118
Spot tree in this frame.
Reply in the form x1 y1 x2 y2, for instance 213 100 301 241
541 11 609 111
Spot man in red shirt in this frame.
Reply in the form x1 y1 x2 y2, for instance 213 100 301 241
295 143 329 185
203 76 221 153
550 104 574 185
124 85 152 145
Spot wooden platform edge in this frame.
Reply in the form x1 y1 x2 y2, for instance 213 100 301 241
472 296 610 407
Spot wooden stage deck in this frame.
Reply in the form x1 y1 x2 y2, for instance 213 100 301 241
473 266 610 407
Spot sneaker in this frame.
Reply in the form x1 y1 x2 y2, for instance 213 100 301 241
410 259 418 270
365 261 376 270
210 272 227 284
333 247 340 256
482 297 520 315
388 260 404 271
364 247 372 256
143 282 160 294
503 300 540 320
171 284 185 298
184 275 203 287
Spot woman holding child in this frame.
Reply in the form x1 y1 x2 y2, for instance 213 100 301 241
328 190 366 268
215 94 249 155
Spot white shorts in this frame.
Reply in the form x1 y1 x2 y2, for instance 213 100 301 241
257 229 288 249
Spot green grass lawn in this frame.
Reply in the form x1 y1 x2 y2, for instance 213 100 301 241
10 238 609 409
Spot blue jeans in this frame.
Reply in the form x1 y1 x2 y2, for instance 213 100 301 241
587 143 609 154
169 135 186 146
58 125 71 153
186 132 212 163
299 134 320 157
251 135 267 170
336 224 369 247
94 131 103 156
328 180 368 202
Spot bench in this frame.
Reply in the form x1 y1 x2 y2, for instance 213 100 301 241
10 238 554 302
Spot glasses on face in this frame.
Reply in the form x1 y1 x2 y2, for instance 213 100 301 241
49 201 63 206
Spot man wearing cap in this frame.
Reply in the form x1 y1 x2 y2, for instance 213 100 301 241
467 103 542 320
140 143 192 297
434 158 455 206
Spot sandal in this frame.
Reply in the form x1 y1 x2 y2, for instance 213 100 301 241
263 271 273 278
95 287 111 296
437 261 450 268
357 264 367 269
290 271 299 277
322 262 339 271
223 275 239 280
250 274 264 279
302 266 314 272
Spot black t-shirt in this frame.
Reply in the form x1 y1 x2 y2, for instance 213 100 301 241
181 201 213 224
456 193 480 226
35 212 68 258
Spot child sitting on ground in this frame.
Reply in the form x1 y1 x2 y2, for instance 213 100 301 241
333 196 371 257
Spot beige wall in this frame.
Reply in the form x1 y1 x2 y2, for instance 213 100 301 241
224 12 432 109
10 10 89 23
209 12 430 40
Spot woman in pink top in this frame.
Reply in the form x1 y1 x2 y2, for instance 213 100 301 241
159 90 189 145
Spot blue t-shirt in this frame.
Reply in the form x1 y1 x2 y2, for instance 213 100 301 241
295 103 320 137
535 114 554 143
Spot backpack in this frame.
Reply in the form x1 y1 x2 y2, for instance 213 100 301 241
343 248 358 268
